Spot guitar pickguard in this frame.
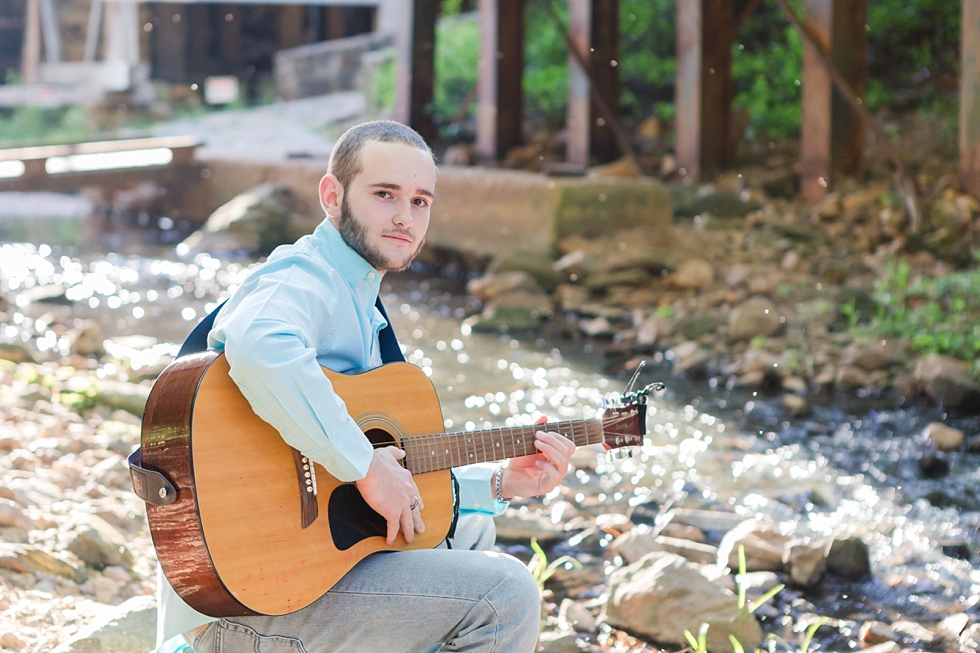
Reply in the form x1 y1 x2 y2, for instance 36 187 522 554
327 485 388 550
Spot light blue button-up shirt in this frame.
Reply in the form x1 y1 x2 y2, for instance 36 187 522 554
155 219 505 649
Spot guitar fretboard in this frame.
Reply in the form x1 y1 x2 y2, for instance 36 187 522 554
400 419 604 475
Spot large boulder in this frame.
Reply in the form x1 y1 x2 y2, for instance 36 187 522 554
603 552 762 653
179 182 298 256
553 179 672 242
913 355 980 410
729 298 784 342
51 596 156 653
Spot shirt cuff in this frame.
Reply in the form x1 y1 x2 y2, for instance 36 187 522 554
454 463 510 516
303 417 373 482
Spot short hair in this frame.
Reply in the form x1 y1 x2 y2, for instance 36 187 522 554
327 120 434 190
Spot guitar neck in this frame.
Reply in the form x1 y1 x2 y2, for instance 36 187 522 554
402 419 604 475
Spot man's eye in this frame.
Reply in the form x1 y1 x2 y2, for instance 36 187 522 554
413 198 428 207
377 190 391 198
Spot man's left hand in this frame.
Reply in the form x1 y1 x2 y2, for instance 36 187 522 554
498 424 575 500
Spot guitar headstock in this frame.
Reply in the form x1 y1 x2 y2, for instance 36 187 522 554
598 378 665 452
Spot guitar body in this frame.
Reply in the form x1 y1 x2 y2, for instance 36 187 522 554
141 351 452 617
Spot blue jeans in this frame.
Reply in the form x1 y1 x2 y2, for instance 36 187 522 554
191 515 541 653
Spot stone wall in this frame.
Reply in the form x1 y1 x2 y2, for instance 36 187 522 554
273 31 389 101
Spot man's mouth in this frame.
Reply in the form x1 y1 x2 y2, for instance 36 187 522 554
383 232 413 245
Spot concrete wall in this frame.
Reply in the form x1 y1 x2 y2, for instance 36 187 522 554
273 32 389 101
199 160 674 257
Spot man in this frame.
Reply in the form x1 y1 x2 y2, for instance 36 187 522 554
156 120 576 653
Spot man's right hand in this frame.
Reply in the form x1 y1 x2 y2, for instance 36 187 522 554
354 446 425 545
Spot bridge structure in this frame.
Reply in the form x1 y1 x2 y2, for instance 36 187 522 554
0 135 202 194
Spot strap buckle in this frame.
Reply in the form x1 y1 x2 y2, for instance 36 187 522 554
128 448 177 506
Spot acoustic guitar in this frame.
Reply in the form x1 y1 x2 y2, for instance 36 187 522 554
134 350 660 617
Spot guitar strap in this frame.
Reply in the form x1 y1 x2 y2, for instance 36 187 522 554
129 295 459 542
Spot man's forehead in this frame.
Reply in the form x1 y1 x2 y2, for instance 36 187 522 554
355 141 436 188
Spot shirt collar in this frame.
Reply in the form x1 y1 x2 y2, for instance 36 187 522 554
313 219 383 295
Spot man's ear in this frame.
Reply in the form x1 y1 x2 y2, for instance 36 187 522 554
319 174 343 224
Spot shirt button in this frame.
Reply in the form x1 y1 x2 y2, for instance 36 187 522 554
473 502 481 509
367 272 375 279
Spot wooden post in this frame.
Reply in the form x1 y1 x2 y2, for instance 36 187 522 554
567 0 591 167
961 0 980 198
21 0 41 83
409 0 440 144
152 5 189 84
800 0 832 200
801 0 867 199
83 0 104 62
830 0 866 177
475 0 524 162
37 0 60 63
675 0 735 182
278 6 307 50
591 0 620 163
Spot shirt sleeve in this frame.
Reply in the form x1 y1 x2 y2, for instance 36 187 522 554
209 256 374 482
454 463 509 516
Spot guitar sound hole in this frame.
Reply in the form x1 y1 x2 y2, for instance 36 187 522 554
328 427 398 551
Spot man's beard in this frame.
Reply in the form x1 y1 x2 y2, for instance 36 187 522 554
337 194 425 273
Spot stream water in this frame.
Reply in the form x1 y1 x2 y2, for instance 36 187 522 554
3 235 979 650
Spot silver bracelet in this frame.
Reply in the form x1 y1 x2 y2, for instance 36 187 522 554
494 465 506 503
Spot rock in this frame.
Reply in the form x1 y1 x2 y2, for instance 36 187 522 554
918 450 951 479
600 249 674 274
729 298 784 342
781 394 809 417
783 538 829 587
861 643 901 653
93 380 151 418
0 633 26 650
670 344 712 376
179 182 297 256
467 271 541 302
602 552 763 653
0 500 36 531
672 185 759 219
536 630 581 653
826 536 870 579
671 259 714 290
678 314 726 340
584 268 651 290
0 544 81 581
61 514 134 570
553 284 591 312
612 526 718 565
494 508 564 543
913 354 980 410
842 340 906 371
558 599 596 633
860 621 898 647
660 522 706 543
442 143 474 166
923 422 965 452
636 315 673 345
835 365 870 388
488 251 563 293
0 343 37 364
554 179 673 242
891 620 937 647
716 520 788 572
938 613 970 637
51 595 156 653
734 571 782 595
69 321 105 358
665 509 745 534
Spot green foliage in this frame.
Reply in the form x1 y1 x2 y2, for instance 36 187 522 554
431 13 480 136
366 52 396 115
684 622 710 653
0 106 96 146
526 537 581 595
857 257 980 375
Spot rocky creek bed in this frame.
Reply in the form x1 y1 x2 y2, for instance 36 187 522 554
2 194 980 652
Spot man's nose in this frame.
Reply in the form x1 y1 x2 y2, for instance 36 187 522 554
392 199 413 227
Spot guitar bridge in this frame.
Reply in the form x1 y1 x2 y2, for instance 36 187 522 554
292 448 319 529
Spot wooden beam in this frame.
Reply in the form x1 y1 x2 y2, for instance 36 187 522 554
590 0 620 163
152 5 189 83
83 0 104 62
830 0 866 177
409 0 440 144
21 0 41 84
475 0 524 162
800 0 832 200
962 0 980 198
567 0 591 167
675 0 734 182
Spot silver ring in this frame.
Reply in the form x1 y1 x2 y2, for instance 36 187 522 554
410 497 419 511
